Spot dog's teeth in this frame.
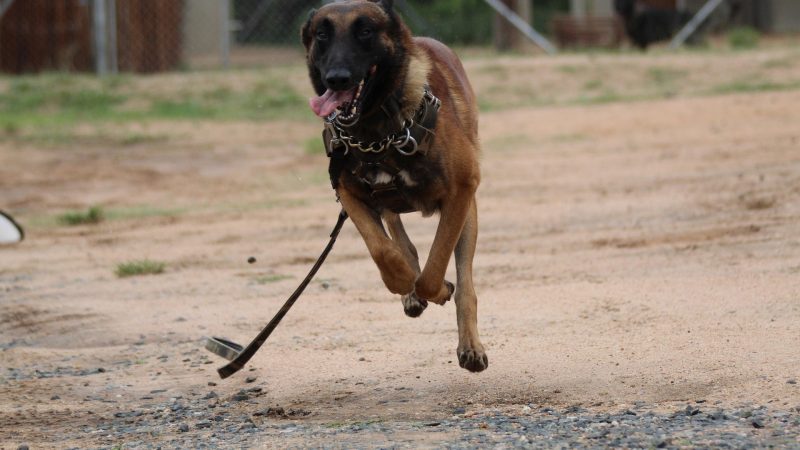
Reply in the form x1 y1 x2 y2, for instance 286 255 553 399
351 107 356 114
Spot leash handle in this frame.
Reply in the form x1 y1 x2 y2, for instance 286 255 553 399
214 209 349 379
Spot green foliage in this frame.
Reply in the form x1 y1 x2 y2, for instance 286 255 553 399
728 27 760 50
57 206 104 226
115 260 166 278
406 0 494 45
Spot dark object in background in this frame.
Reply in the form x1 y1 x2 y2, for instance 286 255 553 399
614 0 693 49
0 0 184 74
0 0 92 73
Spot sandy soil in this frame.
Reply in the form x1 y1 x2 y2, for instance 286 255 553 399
1 56 800 447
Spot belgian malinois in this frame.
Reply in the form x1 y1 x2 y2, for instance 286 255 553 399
302 0 487 372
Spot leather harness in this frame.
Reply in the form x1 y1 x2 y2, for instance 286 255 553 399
323 88 441 214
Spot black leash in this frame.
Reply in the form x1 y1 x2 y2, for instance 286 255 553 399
205 208 349 379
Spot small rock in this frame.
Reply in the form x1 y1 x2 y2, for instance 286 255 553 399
17 445 29 450
245 376 257 383
685 405 701 416
97 368 106 373
752 418 765 429
178 423 189 432
248 257 257 264
655 438 672 448
208 382 217 387
196 421 212 429
50 395 60 400
788 379 797 385
203 391 218 400
232 391 249 402
453 407 466 415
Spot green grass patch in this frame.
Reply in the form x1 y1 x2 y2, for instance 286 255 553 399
57 206 104 226
304 136 323 156
582 79 604 91
711 80 800 95
104 205 187 221
115 260 166 278
0 72 309 133
728 27 760 50
647 67 687 85
253 274 292 284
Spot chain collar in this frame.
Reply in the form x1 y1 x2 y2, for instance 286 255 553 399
323 88 440 157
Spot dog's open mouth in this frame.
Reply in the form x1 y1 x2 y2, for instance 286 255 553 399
310 65 376 122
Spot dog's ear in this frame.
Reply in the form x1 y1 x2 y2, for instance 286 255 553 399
301 8 317 50
369 0 394 13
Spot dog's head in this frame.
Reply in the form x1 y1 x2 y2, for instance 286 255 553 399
302 0 409 124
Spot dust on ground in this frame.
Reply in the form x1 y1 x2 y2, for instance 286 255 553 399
1 46 800 448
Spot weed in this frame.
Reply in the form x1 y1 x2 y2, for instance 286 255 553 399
57 206 104 226
115 260 166 278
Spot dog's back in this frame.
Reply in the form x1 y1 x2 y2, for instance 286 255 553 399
414 37 479 146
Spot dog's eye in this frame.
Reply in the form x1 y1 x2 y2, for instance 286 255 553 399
316 30 329 41
358 28 373 39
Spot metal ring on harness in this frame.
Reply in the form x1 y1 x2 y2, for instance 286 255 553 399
394 128 419 156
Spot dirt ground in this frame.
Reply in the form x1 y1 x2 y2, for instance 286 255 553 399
1 48 800 448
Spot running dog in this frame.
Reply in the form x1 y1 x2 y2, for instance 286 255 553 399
302 0 487 372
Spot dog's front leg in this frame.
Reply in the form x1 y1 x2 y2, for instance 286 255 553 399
414 184 475 303
338 189 416 295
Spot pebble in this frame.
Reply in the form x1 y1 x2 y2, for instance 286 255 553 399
26 386 800 449
245 376 257 383
247 257 257 264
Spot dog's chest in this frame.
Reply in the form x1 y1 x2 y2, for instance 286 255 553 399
337 151 444 214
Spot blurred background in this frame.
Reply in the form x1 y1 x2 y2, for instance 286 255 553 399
1 4 800 448
1 0 799 74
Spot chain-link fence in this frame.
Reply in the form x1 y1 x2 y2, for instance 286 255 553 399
0 0 489 75
1 0 793 75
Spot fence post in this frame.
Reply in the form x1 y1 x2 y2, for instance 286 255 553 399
93 0 108 75
107 0 118 74
220 0 231 69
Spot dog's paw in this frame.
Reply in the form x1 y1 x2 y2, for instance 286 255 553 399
415 279 454 305
457 346 488 373
402 293 428 318
427 280 455 306
375 247 415 295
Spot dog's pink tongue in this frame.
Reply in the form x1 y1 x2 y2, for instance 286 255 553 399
309 89 354 118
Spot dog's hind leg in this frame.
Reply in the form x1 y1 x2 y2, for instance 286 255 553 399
453 197 487 372
384 212 441 317
338 189 416 295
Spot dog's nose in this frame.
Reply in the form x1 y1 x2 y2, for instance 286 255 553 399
325 68 353 91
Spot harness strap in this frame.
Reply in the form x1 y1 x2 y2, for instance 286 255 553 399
324 88 441 214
